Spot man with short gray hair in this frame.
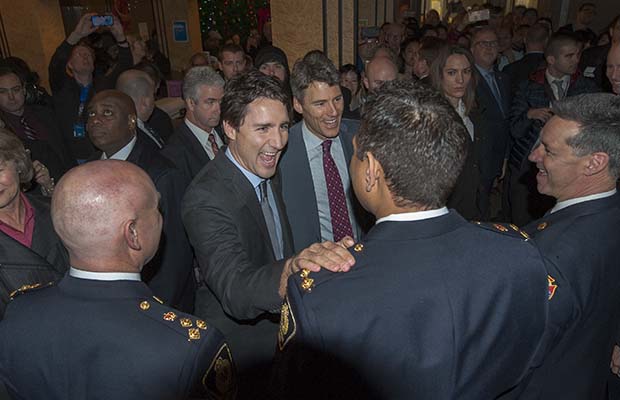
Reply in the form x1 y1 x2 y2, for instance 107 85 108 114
162 66 226 179
518 93 620 398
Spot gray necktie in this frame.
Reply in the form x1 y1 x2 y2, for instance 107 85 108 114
259 180 282 259
553 79 566 100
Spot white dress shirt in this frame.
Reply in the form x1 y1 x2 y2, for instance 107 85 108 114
100 135 137 160
184 118 223 160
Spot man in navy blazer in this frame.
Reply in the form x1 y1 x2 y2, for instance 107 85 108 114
470 26 512 217
279 51 368 252
517 93 620 399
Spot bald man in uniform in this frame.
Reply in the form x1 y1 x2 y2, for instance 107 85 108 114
0 161 235 399
86 90 194 311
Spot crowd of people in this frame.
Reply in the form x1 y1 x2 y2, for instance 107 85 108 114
0 2 619 399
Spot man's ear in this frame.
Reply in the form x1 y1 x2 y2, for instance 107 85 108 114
128 114 137 132
185 97 196 113
546 54 555 67
124 220 141 251
222 120 237 142
584 152 610 176
365 151 383 192
363 76 370 91
293 96 304 115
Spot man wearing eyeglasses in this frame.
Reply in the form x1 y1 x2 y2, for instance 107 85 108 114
470 27 512 219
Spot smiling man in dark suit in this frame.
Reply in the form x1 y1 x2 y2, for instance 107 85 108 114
182 70 355 398
279 51 368 253
162 66 225 180
86 90 194 312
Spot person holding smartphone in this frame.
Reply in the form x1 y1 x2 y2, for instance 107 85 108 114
48 12 133 163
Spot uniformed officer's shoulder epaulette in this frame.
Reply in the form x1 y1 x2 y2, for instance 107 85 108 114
293 242 367 295
471 221 531 241
137 296 210 342
9 281 54 299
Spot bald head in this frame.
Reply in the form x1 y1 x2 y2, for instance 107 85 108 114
116 70 156 121
87 90 138 156
364 56 398 91
52 161 162 272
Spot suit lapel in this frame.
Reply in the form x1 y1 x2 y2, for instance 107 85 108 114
29 196 52 258
180 122 210 165
496 73 512 113
287 124 321 241
216 154 275 259
271 171 294 258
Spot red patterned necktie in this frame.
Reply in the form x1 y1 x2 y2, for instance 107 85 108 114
322 140 353 242
208 133 220 156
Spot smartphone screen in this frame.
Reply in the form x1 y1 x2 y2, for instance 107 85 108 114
91 15 113 27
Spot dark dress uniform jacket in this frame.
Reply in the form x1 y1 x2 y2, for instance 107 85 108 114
0 276 235 400
276 211 553 399
517 193 620 399
91 133 194 312
182 150 293 396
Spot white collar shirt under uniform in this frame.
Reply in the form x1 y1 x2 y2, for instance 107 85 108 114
302 120 361 242
184 118 224 160
376 207 450 224
550 189 617 214
69 266 141 281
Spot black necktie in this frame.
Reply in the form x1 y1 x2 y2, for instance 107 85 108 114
142 123 164 148
20 117 38 141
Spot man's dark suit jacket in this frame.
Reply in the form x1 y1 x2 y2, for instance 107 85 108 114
91 133 194 312
517 194 620 399
162 120 225 180
182 150 293 395
0 193 67 318
473 67 512 196
278 119 370 252
504 52 545 96
147 106 174 142
579 43 612 92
